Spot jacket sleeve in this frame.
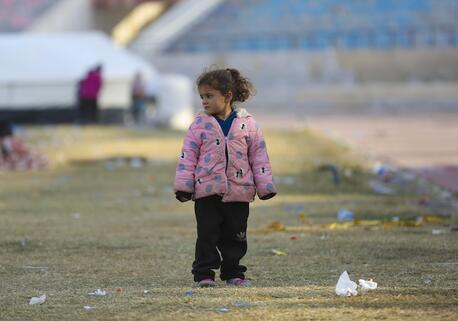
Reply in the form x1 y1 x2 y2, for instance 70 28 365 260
174 126 200 194
248 121 277 200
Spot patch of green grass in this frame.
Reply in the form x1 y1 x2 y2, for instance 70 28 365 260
0 126 456 320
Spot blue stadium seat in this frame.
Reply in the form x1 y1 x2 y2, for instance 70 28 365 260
163 0 458 52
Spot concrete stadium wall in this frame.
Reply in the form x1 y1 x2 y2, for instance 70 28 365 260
145 48 458 112
337 49 458 82
28 0 131 36
29 0 94 32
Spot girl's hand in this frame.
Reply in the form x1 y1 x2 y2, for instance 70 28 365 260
175 191 193 202
259 193 276 200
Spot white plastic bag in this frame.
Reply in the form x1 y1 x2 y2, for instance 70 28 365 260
335 271 358 296
88 289 106 296
359 279 377 290
29 294 46 305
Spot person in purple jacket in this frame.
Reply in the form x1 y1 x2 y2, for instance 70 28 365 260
174 67 277 288
78 65 103 124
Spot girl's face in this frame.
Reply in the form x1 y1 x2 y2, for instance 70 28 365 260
198 85 232 119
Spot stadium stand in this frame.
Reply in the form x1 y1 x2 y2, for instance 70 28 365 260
0 0 175 34
163 0 458 52
0 0 62 32
93 0 175 9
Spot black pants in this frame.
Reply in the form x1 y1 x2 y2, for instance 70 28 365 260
192 195 249 282
78 98 98 124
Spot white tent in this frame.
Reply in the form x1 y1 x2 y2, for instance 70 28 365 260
0 32 159 109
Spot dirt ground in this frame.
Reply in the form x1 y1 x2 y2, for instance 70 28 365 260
256 112 458 193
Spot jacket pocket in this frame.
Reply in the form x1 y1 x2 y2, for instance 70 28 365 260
195 151 223 179
194 174 226 197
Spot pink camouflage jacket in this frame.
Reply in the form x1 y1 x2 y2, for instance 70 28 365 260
174 108 277 203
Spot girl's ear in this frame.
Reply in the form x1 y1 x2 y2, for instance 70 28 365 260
225 91 233 103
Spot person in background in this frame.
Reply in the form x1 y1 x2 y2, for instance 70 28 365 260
174 67 277 288
131 72 147 125
0 121 13 160
79 65 103 124
0 121 47 171
76 78 84 123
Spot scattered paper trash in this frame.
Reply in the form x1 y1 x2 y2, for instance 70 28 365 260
217 307 229 313
29 294 46 305
358 279 378 291
143 290 149 294
271 249 287 256
335 271 358 297
336 272 379 297
320 234 327 240
84 305 95 311
337 209 354 221
88 289 106 296
432 229 446 235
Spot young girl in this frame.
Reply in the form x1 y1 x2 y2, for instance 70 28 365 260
174 68 277 287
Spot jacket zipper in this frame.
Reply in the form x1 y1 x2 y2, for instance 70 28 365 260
212 116 233 174
212 116 235 199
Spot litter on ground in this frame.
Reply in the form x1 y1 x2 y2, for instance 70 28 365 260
337 208 354 221
29 294 46 305
88 289 107 296
336 272 378 297
271 249 287 256
358 279 378 290
335 271 358 297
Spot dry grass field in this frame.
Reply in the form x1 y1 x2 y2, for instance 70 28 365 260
0 125 456 320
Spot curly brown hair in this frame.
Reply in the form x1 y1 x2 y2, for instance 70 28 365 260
196 67 255 104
